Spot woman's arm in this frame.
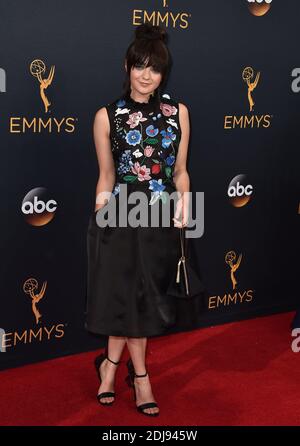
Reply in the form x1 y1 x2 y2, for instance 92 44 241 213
172 102 190 226
93 107 116 212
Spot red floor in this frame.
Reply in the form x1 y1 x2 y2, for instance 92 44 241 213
0 312 299 426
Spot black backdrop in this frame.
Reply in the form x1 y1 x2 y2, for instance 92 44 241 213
0 0 299 370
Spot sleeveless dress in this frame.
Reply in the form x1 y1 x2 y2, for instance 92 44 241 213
85 89 205 338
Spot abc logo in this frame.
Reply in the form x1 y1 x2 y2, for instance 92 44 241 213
247 0 272 17
22 187 57 226
228 174 253 207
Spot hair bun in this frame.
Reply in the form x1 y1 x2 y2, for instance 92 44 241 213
135 23 167 44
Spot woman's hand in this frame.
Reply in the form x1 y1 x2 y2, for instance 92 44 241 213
95 190 112 213
172 193 189 228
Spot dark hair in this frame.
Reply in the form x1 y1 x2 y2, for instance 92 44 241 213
122 23 172 99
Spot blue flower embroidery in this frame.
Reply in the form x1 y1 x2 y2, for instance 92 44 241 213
117 150 133 175
116 99 126 108
160 126 176 149
112 183 120 196
166 155 175 166
126 130 142 146
149 179 166 205
113 94 180 191
149 179 166 193
146 125 159 137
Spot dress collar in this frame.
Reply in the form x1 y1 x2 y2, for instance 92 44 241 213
123 89 159 108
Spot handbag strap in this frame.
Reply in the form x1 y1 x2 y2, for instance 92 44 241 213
180 227 186 258
176 227 186 281
176 227 190 294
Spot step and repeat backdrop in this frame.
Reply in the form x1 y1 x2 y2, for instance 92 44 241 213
0 0 299 369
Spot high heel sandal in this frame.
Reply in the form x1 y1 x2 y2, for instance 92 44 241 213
94 347 121 405
125 358 159 417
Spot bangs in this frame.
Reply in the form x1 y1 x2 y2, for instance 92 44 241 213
129 40 169 75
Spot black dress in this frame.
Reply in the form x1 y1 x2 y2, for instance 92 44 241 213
85 89 205 338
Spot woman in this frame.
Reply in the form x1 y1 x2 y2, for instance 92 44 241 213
85 23 204 417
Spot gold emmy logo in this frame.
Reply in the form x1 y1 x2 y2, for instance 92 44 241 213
30 59 55 113
23 278 47 324
248 0 272 17
132 0 189 29
9 60 77 134
242 66 260 112
225 251 242 290
208 250 254 309
224 66 271 129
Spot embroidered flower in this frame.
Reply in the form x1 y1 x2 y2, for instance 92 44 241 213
126 111 147 129
114 94 180 189
166 155 175 166
160 103 178 117
117 150 133 175
149 178 166 193
149 179 166 205
112 183 120 196
126 129 142 146
160 126 176 149
146 125 159 138
144 146 155 157
116 99 126 108
131 162 152 181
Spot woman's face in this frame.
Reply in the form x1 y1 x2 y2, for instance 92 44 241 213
127 60 162 96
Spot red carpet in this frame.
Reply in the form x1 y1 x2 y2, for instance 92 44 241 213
1 312 299 426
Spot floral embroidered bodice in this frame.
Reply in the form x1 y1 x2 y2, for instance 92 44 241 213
105 90 181 205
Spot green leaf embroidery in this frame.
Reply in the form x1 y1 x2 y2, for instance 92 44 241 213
123 175 137 183
151 159 161 164
165 166 172 178
144 138 158 145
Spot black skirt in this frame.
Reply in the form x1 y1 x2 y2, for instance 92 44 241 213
85 183 205 338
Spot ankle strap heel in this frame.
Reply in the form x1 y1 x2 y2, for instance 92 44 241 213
134 371 148 378
107 356 121 365
125 360 159 417
104 346 121 365
94 350 120 406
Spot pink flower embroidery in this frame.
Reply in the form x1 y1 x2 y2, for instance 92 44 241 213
160 103 178 117
126 111 147 129
144 146 155 157
131 162 152 181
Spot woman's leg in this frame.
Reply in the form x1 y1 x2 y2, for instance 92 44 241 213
126 337 159 415
98 335 126 404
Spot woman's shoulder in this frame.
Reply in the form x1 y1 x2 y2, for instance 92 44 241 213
96 95 124 112
94 96 124 124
